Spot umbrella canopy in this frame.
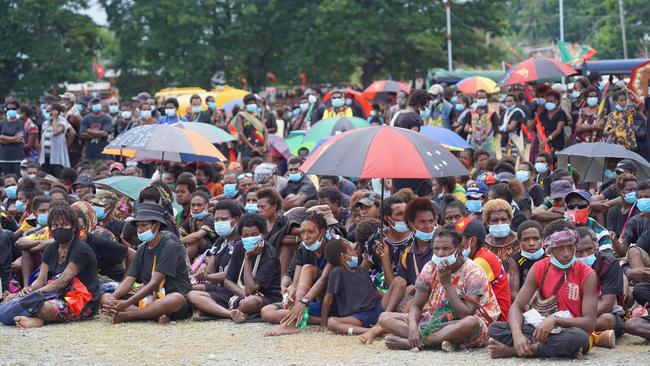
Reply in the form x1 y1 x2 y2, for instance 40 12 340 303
215 88 249 114
172 122 235 144
302 116 370 145
95 176 183 213
498 58 577 86
362 80 411 102
322 89 372 116
556 142 650 181
420 126 471 150
300 126 468 179
103 124 226 163
267 134 293 160
456 76 499 94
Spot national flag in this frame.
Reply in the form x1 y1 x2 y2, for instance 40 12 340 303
557 40 597 65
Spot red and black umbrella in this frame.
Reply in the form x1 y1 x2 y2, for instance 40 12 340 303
300 126 468 179
362 80 411 102
498 58 577 87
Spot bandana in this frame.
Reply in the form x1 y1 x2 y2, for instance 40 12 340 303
543 229 579 254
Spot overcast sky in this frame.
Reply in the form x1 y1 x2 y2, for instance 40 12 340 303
77 0 107 26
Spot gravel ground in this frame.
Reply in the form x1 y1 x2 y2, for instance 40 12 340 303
1 315 649 366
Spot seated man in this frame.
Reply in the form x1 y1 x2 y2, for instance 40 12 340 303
563 190 612 251
378 227 501 351
531 180 571 224
487 220 597 359
575 227 624 348
188 213 281 322
101 203 193 324
280 157 317 210
623 230 650 313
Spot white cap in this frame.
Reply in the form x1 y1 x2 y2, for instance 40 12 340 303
551 83 566 93
428 84 444 96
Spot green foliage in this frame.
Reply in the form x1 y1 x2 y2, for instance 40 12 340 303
0 0 99 100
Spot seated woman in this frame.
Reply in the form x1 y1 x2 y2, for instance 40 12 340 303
244 190 259 214
320 239 401 335
101 203 192 324
179 191 216 261
509 220 546 301
487 220 598 359
261 212 334 336
12 204 99 328
378 227 501 351
483 199 519 275
256 188 294 276
187 213 281 322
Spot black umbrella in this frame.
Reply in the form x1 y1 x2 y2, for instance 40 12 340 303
556 142 650 182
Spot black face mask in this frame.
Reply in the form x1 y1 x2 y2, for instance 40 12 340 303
53 228 75 244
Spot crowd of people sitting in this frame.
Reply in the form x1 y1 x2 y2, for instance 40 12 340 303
1 74 650 360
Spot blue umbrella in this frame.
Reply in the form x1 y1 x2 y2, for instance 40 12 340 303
420 126 471 150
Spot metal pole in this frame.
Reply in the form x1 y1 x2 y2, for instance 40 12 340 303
444 0 452 72
619 0 628 59
559 0 564 43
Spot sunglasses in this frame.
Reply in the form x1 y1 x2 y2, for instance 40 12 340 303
237 173 253 180
566 203 589 210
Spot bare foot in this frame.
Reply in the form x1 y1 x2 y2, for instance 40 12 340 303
359 327 381 345
487 338 516 359
14 316 44 329
441 340 457 352
230 309 249 324
158 314 170 324
263 324 301 337
385 335 412 350
111 311 127 324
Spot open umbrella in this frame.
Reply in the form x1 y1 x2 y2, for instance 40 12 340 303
362 80 411 102
103 124 226 163
322 89 372 116
498 58 577 87
172 122 235 144
215 87 249 114
420 126 471 150
95 176 183 213
456 76 499 94
556 142 650 182
267 134 293 160
301 126 467 179
302 116 370 145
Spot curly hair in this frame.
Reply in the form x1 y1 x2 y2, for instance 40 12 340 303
405 197 437 224
48 202 80 239
237 213 267 236
482 198 513 223
324 239 348 267
256 188 283 212
303 211 327 231
616 173 637 191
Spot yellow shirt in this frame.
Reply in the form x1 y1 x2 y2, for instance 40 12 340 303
322 107 353 119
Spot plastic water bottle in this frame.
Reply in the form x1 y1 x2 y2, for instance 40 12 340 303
297 307 309 329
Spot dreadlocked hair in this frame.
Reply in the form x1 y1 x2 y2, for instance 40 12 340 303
47 202 79 239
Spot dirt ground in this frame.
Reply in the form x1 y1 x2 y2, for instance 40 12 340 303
1 315 649 366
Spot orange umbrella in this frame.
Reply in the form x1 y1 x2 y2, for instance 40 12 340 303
456 76 499 94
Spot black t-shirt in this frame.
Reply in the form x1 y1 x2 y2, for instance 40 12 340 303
623 214 650 245
280 175 317 201
539 109 568 150
206 236 240 274
85 233 128 281
327 266 379 317
42 239 100 312
103 219 125 241
396 242 432 286
0 119 25 162
511 252 543 289
393 111 423 131
528 184 544 207
80 113 112 160
606 204 640 234
0 229 14 291
286 244 329 279
127 232 192 295
225 241 282 300
592 251 624 298
601 185 619 201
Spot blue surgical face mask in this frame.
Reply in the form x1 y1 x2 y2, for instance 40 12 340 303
91 104 102 113
624 191 638 204
462 247 471 258
420 108 431 118
15 200 25 213
489 223 510 238
37 213 48 227
109 105 119 114
300 102 309 111
223 183 237 198
392 221 410 233
637 198 650 213
140 110 152 118
138 229 156 244
165 108 176 117
246 104 258 113
75 104 83 113
191 105 201 113
191 211 208 220
615 104 625 112
245 203 258 213
303 238 322 251
577 254 596 267
5 110 17 119
544 102 556 111
454 104 465 112
242 235 262 251
586 97 598 106
515 170 530 182
521 247 545 261
535 162 548 174
331 98 344 108
42 111 51 120
570 91 581 100
414 229 434 242
93 206 106 221
288 172 302 182
476 98 487 107
450 96 458 104
370 110 377 117
470 102 477 109
346 255 359 268
466 199 482 213
214 219 234 237
207 102 216 110
431 251 458 268
505 104 516 110
550 253 576 270
604 169 617 179
5 186 16 199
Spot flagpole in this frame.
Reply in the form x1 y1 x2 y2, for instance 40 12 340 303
443 0 452 72
619 0 628 59
559 0 565 85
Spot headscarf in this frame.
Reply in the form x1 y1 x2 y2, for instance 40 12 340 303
71 201 116 241
543 229 579 254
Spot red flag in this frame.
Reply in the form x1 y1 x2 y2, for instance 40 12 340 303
266 72 276 82
93 63 105 79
